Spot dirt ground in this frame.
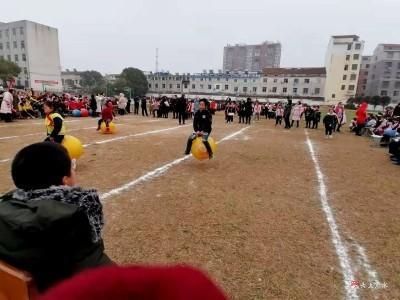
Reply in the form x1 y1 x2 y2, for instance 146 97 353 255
0 113 398 299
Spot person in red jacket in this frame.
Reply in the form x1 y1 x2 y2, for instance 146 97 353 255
355 102 368 136
97 100 114 131
39 265 227 300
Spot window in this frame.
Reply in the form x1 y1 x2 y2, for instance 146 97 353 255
6 42 10 49
273 78 278 83
347 44 352 50
155 83 158 88
13 41 17 49
283 78 288 83
234 86 238 92
304 78 310 84
224 85 229 90
366 64 370 69
351 64 358 70
12 28 16 35
24 80 28 87
199 84 203 89
353 54 359 60
363 79 367 84
350 74 357 81
162 84 166 88
355 43 361 50
22 54 26 61
346 55 350 61
177 84 180 89
382 81 390 88
0 43 2 50
332 94 336 98
208 85 211 90
184 84 188 89
303 88 309 94
387 52 394 59
191 84 195 89
14 54 18 62
344 65 349 71
148 83 152 88
169 84 172 88
262 87 267 92
272 87 277 93
341 85 346 90
5 29 9 37
282 87 287 93
21 41 25 48
314 88 320 94
385 62 393 68
348 85 355 91
252 87 257 92
380 90 387 96
244 79 247 83
343 75 347 80
397 62 400 69
263 78 267 83
393 91 399 97
293 88 298 94
364 71 368 76
216 85 220 90
395 82 400 89
294 78 299 84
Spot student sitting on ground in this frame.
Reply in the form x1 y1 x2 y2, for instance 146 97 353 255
349 118 357 132
0 142 112 292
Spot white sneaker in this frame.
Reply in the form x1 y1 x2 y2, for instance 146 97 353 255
329 135 333 139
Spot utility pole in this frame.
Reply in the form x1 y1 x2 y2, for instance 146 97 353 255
155 48 159 73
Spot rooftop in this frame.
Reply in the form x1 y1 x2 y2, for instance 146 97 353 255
263 67 326 77
332 35 360 40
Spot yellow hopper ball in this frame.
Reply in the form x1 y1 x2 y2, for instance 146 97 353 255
62 135 84 160
100 122 116 134
191 137 217 160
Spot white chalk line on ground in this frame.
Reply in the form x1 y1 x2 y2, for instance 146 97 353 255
0 126 98 140
305 130 359 300
0 119 79 129
83 125 189 147
100 126 250 201
0 159 11 163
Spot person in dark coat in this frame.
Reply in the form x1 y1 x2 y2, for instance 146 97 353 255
312 106 321 129
245 98 253 124
284 98 293 129
304 105 313 128
126 97 131 114
184 99 213 158
177 94 187 125
393 103 400 118
0 142 112 292
89 94 97 117
323 108 338 138
133 97 140 115
141 97 148 116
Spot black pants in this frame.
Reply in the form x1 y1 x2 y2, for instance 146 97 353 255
291 120 300 128
275 116 282 126
239 115 245 123
245 115 251 124
354 124 364 136
173 111 177 119
306 119 312 128
312 121 319 129
0 113 12 122
178 111 186 124
185 134 213 157
142 107 148 116
325 124 333 136
118 109 125 115
389 140 400 157
134 105 139 114
336 123 342 132
284 116 291 128
45 135 64 143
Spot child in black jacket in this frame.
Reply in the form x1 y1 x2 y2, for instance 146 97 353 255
323 108 338 138
184 99 213 158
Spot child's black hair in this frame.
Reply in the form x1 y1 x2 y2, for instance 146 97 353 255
11 142 72 190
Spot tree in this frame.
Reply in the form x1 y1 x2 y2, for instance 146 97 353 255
0 58 21 84
80 70 106 94
380 96 391 110
114 67 148 97
370 95 381 111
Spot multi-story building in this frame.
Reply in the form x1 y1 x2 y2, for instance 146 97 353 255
365 44 400 103
324 35 364 103
223 41 281 72
146 68 325 101
356 56 371 97
61 69 82 93
104 73 120 84
0 20 62 91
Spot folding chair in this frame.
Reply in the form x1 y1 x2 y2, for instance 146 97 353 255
0 260 38 300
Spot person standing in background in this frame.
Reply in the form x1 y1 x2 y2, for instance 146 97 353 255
0 88 14 122
284 98 293 129
141 97 148 116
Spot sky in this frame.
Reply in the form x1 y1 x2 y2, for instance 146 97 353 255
2 0 400 74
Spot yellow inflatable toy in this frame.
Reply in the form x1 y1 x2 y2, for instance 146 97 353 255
62 135 84 160
100 122 116 134
191 137 217 160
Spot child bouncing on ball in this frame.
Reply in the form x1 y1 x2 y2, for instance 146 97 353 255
97 100 114 132
44 101 66 144
184 99 214 159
